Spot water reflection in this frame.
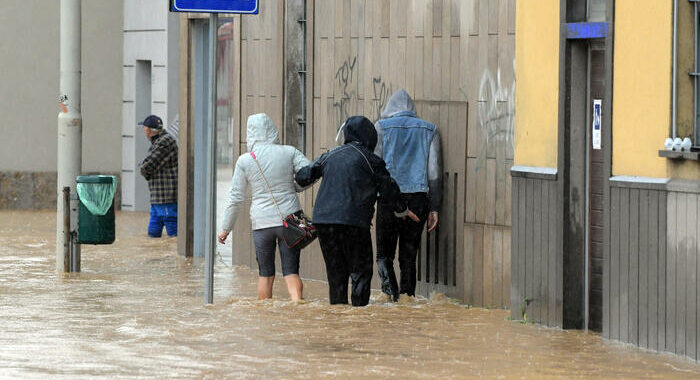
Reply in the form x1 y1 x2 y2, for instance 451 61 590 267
1 211 699 379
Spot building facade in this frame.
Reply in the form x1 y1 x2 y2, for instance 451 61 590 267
121 0 180 211
177 0 517 306
512 0 700 361
0 0 123 209
0 0 179 212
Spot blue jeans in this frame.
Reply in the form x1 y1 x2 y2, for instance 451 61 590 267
148 203 177 237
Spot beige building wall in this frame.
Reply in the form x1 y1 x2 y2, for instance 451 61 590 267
0 0 123 208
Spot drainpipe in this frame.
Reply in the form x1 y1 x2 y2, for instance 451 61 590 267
694 0 699 145
672 0 679 138
298 0 307 154
57 0 82 272
205 13 219 304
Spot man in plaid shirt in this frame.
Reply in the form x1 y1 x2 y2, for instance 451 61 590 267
139 115 178 237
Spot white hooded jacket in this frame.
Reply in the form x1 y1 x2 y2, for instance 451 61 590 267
221 114 310 232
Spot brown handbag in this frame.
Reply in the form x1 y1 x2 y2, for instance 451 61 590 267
250 152 317 249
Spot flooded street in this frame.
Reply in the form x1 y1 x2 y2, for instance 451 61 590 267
1 211 700 379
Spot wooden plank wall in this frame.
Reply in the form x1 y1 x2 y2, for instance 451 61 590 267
311 0 515 303
607 184 700 361
510 175 561 326
224 0 516 306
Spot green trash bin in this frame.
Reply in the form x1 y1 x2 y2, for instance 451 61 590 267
77 175 117 245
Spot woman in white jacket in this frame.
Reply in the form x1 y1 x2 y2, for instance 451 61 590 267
218 113 310 300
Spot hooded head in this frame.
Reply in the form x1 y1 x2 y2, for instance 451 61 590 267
380 89 417 119
246 113 280 150
343 116 377 152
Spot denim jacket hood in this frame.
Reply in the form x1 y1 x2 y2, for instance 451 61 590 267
375 90 442 212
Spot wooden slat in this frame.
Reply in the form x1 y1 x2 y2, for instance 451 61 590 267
457 5 471 102
483 225 494 306
432 0 442 37
441 171 451 285
493 227 504 307
464 223 476 304
677 192 687 356
450 36 462 101
471 0 480 36
540 178 550 324
495 135 507 227
488 0 499 35
532 179 543 322
510 177 520 318
465 159 477 222
610 188 620 340
619 188 630 343
485 34 499 159
440 3 451 100
648 190 660 351
432 34 443 100
507 0 516 34
474 159 487 223
548 180 557 326
334 0 343 38
505 159 513 226
687 193 698 359
473 224 484 305
634 189 644 347
485 159 496 224
526 179 535 319
390 0 407 38
518 176 527 320
450 0 461 36
666 191 677 353
658 191 667 350
422 2 433 100
503 227 511 309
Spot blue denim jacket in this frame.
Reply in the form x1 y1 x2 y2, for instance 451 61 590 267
375 90 442 211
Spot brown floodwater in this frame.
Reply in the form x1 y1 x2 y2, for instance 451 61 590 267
2 210 700 379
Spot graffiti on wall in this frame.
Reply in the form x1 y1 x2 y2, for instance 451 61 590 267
478 61 515 154
332 56 394 132
370 77 393 122
333 56 357 125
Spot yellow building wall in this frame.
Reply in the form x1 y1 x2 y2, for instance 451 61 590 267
513 0 560 168
612 0 673 178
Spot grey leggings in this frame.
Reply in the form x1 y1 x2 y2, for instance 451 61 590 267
252 226 301 277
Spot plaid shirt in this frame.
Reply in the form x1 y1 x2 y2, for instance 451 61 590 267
140 132 178 204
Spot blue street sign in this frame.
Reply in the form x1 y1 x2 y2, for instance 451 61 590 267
170 0 259 14
566 22 608 39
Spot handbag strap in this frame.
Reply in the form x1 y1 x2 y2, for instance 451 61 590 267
250 151 285 220
347 143 374 174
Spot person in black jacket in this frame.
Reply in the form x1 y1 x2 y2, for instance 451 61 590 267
295 116 419 306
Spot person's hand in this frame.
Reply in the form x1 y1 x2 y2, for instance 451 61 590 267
217 231 230 244
427 212 439 232
403 210 421 222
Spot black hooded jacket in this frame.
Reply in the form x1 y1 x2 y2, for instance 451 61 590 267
295 116 407 228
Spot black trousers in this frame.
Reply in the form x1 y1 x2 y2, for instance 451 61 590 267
376 193 430 300
316 224 373 306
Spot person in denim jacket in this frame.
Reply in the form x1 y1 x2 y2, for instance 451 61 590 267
374 89 443 301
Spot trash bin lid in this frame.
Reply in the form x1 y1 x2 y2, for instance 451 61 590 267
76 175 115 184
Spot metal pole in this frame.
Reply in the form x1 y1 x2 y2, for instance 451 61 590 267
672 0 679 138
205 13 218 304
62 187 71 271
57 0 82 272
298 0 307 154
71 233 81 272
695 0 699 146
